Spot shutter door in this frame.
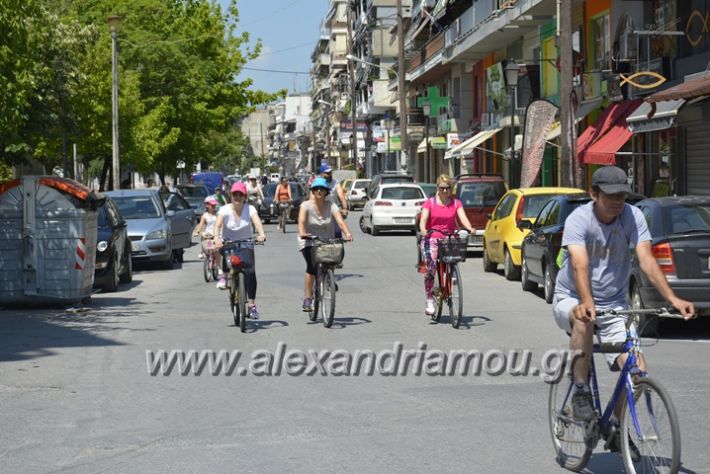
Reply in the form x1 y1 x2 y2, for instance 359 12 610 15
684 119 710 195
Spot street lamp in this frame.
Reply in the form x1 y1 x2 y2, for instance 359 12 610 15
505 60 520 188
423 103 431 183
108 15 122 190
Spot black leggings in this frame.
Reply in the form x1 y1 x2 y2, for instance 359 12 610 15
301 247 317 276
222 252 257 300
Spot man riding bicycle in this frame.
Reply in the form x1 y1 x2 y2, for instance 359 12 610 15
552 166 694 441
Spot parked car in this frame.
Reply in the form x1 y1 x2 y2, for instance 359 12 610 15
482 187 585 280
105 189 196 266
347 178 371 210
519 193 591 302
360 184 426 235
176 183 210 218
631 196 710 334
367 172 415 200
417 182 437 198
257 181 307 223
454 173 507 251
190 171 224 194
94 196 132 292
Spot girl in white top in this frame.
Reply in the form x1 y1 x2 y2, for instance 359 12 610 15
193 196 219 258
214 182 266 319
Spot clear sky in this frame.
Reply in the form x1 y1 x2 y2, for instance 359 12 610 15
219 0 331 96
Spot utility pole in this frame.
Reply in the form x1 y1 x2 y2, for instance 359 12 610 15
397 0 408 172
347 2 357 171
559 0 575 187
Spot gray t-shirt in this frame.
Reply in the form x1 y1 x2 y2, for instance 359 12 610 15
555 201 651 308
298 200 339 250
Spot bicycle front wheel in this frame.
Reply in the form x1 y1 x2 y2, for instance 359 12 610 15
448 263 463 328
320 268 336 328
211 255 219 281
620 376 680 474
308 275 319 322
548 375 592 472
230 274 240 327
203 256 212 282
433 262 445 322
237 272 247 333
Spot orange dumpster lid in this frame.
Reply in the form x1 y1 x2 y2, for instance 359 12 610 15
0 179 21 195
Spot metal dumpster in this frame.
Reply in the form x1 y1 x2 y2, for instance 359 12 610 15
0 176 102 306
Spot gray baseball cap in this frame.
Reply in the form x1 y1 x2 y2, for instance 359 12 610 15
591 166 631 194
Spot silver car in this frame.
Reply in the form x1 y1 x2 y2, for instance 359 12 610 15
106 189 196 265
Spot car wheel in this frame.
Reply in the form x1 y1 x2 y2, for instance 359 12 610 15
521 252 536 291
119 244 133 283
482 244 496 272
103 253 120 292
543 263 555 304
359 215 369 233
503 247 520 281
632 282 659 337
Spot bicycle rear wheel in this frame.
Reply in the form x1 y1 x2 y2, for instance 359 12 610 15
203 255 212 282
548 375 593 471
237 272 247 333
320 268 336 328
448 263 463 328
620 377 680 474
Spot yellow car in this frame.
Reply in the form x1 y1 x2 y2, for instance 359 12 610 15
482 187 585 280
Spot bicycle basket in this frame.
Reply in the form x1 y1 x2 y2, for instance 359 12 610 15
437 238 467 263
222 246 254 270
314 242 344 264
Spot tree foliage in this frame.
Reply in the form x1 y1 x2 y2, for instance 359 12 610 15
0 0 286 187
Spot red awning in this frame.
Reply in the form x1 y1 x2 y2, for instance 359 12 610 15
577 99 641 165
583 123 633 165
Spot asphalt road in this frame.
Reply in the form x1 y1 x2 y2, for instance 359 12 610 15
2 211 709 473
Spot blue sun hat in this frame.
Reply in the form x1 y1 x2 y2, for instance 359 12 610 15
319 164 333 174
310 177 330 192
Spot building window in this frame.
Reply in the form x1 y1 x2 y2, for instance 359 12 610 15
593 14 610 71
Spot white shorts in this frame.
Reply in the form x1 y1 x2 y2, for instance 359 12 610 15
553 296 640 368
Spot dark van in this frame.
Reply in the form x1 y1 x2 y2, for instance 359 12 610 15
190 171 224 194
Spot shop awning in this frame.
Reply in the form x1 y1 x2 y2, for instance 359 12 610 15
577 99 641 164
646 71 710 103
546 98 603 140
444 127 503 160
627 99 685 134
583 124 633 165
417 136 447 153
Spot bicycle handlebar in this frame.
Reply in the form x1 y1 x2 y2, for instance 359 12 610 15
424 229 469 238
596 307 683 319
221 238 265 246
301 235 348 244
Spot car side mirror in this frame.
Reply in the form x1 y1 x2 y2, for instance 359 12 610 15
517 219 533 230
166 210 176 217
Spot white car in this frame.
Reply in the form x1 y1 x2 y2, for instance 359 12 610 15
359 184 425 236
347 178 371 210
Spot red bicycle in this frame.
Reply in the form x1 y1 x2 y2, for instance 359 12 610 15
423 229 468 328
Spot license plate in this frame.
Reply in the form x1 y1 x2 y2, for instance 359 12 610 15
394 218 413 224
470 235 483 244
131 242 140 252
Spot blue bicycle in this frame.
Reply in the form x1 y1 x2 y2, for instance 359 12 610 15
548 308 683 473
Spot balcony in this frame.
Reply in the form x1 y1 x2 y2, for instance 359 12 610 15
441 0 554 63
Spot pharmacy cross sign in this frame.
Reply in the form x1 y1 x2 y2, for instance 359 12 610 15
417 86 449 117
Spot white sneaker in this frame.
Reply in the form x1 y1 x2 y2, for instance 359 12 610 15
216 278 227 290
198 253 205 260
425 298 436 315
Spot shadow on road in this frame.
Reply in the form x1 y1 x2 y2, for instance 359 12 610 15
0 295 148 362
239 319 289 332
308 316 372 329
578 451 697 474
429 314 491 329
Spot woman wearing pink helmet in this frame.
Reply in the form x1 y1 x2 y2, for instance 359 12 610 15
213 181 267 319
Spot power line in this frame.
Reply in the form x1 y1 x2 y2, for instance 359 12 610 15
258 41 315 56
242 66 310 75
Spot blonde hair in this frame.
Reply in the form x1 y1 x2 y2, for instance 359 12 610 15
436 174 454 187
